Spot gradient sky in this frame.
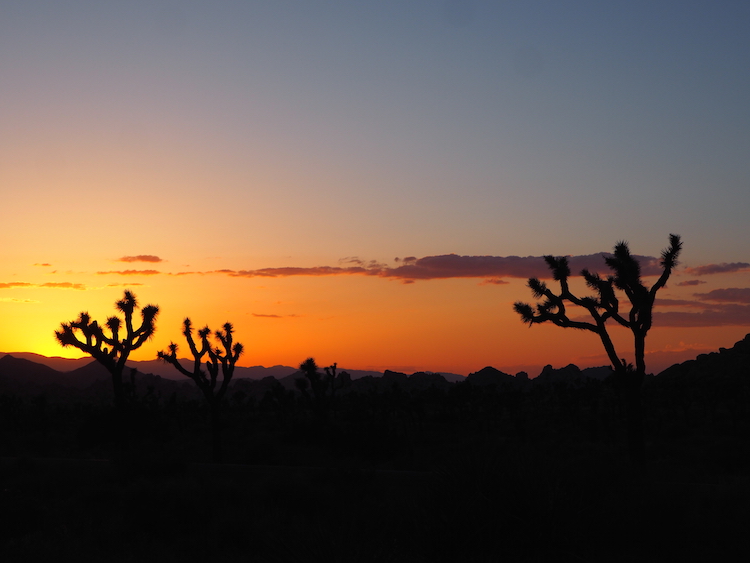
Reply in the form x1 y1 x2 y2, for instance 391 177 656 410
2 1 749 376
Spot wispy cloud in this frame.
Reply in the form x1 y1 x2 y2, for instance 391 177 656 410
91 252 750 293
651 291 750 326
33 263 52 267
229 266 368 278
653 305 750 327
0 297 39 303
655 298 708 308
0 281 86 290
214 253 664 283
570 290 750 328
684 262 750 276
38 282 86 290
117 255 163 263
694 288 750 304
97 270 161 276
676 279 706 287
480 278 510 286
252 313 301 318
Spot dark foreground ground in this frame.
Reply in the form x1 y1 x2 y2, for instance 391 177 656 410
3 430 750 563
3 340 750 562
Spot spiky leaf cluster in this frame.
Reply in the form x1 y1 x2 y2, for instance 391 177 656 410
55 290 159 375
514 234 682 371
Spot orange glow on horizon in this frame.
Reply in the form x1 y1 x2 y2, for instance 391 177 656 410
2 264 749 377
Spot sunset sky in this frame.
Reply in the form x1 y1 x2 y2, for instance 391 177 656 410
2 1 749 377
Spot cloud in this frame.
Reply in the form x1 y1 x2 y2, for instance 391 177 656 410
479 278 510 285
676 279 706 287
38 282 86 290
0 297 39 303
0 281 85 290
117 255 163 263
216 253 664 284
97 270 161 276
229 266 369 278
653 305 750 327
106 283 145 287
34 263 51 267
569 294 750 328
378 253 663 281
694 288 750 304
655 298 708 308
684 262 750 276
252 313 301 318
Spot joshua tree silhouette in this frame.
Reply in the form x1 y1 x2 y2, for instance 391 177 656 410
157 318 243 462
514 234 682 463
295 358 349 421
55 290 159 411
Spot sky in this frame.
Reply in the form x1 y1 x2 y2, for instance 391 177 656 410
1 0 749 377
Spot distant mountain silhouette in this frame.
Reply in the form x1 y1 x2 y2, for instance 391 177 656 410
5 335 749 400
657 333 750 381
382 370 452 390
0 354 66 392
466 366 519 387
533 364 613 385
0 352 92 372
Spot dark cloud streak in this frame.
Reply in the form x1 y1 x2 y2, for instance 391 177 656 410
217 253 664 283
684 262 750 276
694 288 750 304
117 255 163 263
97 270 161 276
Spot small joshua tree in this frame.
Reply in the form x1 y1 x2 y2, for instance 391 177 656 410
514 234 682 463
296 358 348 421
157 318 243 462
324 362 350 401
298 357 325 401
55 290 159 410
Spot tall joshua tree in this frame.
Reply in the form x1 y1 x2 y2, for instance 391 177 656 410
514 234 682 463
55 290 159 410
157 318 243 462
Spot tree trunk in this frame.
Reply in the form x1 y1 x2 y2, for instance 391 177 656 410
624 370 645 465
112 369 125 411
628 331 648 465
210 400 223 463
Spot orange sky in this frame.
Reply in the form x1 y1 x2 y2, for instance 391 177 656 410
2 3 750 376
1 250 749 377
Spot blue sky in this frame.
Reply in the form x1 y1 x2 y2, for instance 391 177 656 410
1 1 749 373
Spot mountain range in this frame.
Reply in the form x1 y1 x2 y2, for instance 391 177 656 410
3 333 749 401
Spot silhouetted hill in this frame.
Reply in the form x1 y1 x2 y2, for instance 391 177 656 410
0 354 65 393
59 360 111 388
131 359 301 381
466 366 519 387
533 363 612 385
0 352 92 372
657 333 750 381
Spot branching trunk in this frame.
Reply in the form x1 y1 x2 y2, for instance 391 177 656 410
158 319 243 463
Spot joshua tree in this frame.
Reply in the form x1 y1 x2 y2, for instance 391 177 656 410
157 318 243 462
295 358 349 421
298 357 325 400
55 290 159 410
324 362 350 401
513 234 682 463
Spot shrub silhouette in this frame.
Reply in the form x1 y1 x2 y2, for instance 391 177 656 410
55 290 159 411
514 234 682 463
157 318 243 462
